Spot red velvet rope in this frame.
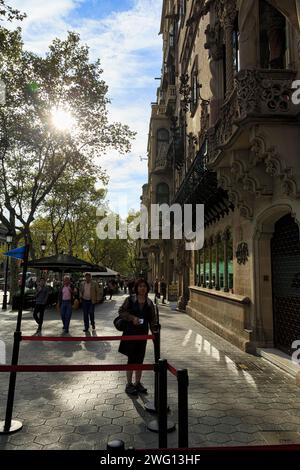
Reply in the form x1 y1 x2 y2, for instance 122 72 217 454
167 363 178 376
0 364 154 372
21 335 155 342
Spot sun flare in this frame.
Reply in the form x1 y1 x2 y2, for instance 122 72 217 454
51 107 76 132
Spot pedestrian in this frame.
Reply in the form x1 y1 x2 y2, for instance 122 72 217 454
154 277 159 303
80 273 100 332
58 275 73 334
160 276 167 304
118 278 158 395
107 280 114 300
33 278 49 332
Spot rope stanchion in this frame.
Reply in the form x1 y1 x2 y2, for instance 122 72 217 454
21 335 155 342
177 369 189 448
167 363 178 377
144 323 161 414
147 359 176 440
0 364 154 373
0 244 30 435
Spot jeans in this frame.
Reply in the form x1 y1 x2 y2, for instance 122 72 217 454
61 300 72 332
82 299 95 330
33 304 46 327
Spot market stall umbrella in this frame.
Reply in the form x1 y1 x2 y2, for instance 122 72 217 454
26 254 106 273
91 268 120 277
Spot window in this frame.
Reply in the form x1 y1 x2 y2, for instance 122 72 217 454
190 63 199 115
156 129 169 167
233 15 240 73
179 0 187 20
259 0 287 69
156 183 170 205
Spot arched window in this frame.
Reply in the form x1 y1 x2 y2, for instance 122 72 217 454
156 129 169 167
156 183 169 205
259 0 287 69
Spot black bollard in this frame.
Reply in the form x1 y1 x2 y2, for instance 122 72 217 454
106 439 125 452
158 359 168 449
177 369 189 448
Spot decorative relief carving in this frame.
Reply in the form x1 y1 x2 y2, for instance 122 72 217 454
236 242 249 265
204 22 223 61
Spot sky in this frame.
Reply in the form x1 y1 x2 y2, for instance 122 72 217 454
9 0 163 216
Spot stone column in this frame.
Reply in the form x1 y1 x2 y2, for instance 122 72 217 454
209 237 213 289
202 242 207 287
223 1 237 98
223 230 230 292
215 234 220 291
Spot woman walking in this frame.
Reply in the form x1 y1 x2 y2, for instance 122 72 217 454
118 278 158 395
58 275 73 334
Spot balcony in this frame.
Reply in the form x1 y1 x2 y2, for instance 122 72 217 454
173 140 233 225
166 84 176 110
208 69 298 162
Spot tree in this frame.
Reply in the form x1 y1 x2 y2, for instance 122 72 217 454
0 21 135 294
31 174 107 258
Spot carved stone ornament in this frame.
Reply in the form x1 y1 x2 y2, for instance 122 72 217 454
236 242 249 265
204 22 223 61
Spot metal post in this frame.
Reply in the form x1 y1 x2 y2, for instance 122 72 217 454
158 359 168 449
2 243 10 310
0 244 29 434
144 321 160 413
177 369 189 448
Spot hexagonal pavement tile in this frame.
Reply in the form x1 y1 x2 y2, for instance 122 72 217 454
75 424 99 435
214 423 237 434
52 425 75 435
219 416 242 426
105 397 125 406
206 432 232 444
236 423 260 434
95 424 122 435
190 424 215 435
34 432 62 446
8 433 36 446
191 403 213 411
120 424 146 435
89 416 112 427
230 432 259 443
114 403 135 412
198 416 220 426
67 418 90 427
102 409 123 419
94 403 115 412
69 442 95 450
112 416 134 427
44 417 68 427
59 433 86 446
204 410 227 418
26 424 53 435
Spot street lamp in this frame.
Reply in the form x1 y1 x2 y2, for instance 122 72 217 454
2 231 13 310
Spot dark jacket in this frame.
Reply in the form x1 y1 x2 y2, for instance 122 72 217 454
118 295 158 360
35 286 49 305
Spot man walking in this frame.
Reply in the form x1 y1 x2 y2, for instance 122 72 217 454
33 278 49 332
80 273 100 332
154 277 159 304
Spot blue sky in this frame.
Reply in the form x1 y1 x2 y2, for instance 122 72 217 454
9 0 163 216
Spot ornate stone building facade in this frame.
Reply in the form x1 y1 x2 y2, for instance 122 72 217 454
142 0 300 354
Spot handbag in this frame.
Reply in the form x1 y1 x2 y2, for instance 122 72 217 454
113 315 128 332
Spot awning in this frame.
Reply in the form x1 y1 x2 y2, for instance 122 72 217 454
26 254 106 273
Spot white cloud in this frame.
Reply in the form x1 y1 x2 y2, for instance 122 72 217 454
8 0 162 215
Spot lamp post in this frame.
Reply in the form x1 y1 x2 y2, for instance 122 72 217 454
40 240 46 254
2 231 13 310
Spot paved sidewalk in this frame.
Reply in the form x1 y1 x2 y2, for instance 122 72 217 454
0 293 300 450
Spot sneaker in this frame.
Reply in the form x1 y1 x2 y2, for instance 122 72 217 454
83 328 89 332
91 323 96 330
125 383 138 395
135 382 148 394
